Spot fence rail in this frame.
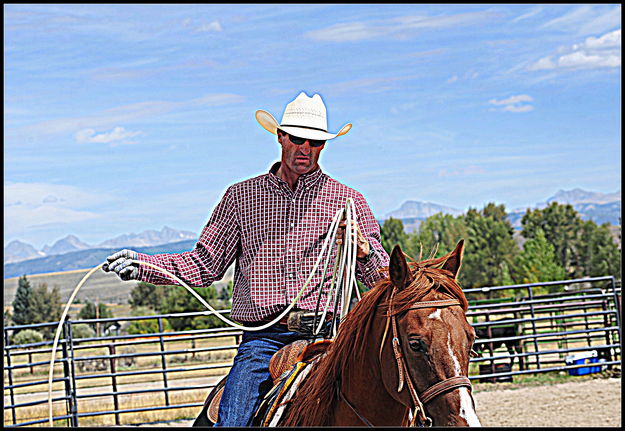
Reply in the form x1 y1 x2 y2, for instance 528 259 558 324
3 276 621 427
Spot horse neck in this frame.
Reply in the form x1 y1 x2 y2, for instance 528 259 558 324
335 301 410 426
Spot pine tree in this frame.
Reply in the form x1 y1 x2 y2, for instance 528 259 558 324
514 228 566 288
460 204 519 290
12 275 33 326
409 213 468 260
380 217 408 255
521 202 583 277
575 220 621 279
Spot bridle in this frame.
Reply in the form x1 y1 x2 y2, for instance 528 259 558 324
338 286 474 427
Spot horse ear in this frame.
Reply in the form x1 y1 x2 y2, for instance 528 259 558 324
442 239 464 279
389 244 413 290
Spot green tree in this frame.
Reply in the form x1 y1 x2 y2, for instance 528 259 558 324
481 202 509 224
575 220 621 279
12 275 33 327
521 203 583 277
28 284 63 335
127 307 172 335
380 217 408 255
513 228 566 288
4 309 12 327
408 213 468 260
159 285 228 331
461 204 518 289
129 282 167 310
78 300 116 336
12 279 62 338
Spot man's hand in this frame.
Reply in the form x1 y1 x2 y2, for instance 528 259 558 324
337 219 370 259
102 249 139 281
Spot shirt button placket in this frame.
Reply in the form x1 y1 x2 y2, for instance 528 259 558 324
287 196 297 303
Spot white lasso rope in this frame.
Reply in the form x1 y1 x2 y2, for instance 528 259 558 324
47 198 359 425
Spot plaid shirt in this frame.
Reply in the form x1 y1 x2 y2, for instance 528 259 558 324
137 162 389 323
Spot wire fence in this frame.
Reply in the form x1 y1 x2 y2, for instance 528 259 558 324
3 276 621 427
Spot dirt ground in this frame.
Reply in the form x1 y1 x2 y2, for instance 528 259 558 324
473 377 621 427
140 376 621 427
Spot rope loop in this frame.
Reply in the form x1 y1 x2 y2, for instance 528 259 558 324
47 198 360 425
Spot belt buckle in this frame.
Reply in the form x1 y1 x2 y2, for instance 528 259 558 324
286 310 304 331
287 311 331 335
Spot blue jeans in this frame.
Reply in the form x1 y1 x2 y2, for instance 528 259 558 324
214 324 304 427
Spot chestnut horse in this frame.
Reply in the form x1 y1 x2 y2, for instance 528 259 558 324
275 240 481 426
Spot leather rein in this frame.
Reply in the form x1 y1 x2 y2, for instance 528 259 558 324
339 287 473 427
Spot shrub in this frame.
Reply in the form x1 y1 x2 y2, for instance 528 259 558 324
127 307 172 335
12 329 44 346
72 323 96 339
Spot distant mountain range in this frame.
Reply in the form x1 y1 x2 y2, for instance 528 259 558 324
4 226 197 264
3 188 620 278
3 240 198 280
382 188 621 232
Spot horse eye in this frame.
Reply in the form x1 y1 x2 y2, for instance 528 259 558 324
408 338 428 353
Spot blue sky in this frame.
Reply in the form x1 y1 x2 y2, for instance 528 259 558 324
4 4 621 250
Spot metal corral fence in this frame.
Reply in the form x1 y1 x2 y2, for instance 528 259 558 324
3 276 621 427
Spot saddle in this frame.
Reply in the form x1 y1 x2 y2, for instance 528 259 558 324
196 339 332 426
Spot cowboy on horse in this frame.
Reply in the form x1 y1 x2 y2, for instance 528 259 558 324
103 92 390 426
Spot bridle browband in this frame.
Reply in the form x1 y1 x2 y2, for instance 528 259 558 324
339 287 474 427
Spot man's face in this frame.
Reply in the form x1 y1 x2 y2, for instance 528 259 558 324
278 132 325 176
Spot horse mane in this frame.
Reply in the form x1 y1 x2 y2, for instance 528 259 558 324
280 247 468 426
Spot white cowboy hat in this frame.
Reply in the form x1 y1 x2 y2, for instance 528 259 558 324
256 92 352 141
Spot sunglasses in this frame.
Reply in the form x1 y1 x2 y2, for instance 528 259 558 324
285 133 326 148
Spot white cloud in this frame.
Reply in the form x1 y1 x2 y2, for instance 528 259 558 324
489 94 534 106
511 6 543 23
540 5 620 35
183 17 223 33
528 29 621 71
22 93 244 137
196 20 222 33
75 126 143 145
503 104 534 113
4 182 105 236
489 94 534 113
447 75 458 84
305 10 500 42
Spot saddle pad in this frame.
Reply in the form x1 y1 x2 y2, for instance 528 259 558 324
266 362 314 426
258 361 310 426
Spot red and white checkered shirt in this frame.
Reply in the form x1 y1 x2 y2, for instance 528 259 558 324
136 162 389 323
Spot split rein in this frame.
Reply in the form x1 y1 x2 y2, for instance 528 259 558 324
339 287 473 427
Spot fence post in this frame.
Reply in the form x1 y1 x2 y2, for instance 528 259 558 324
62 321 78 426
4 328 17 425
484 312 495 377
526 285 541 369
158 317 170 406
609 277 621 345
109 344 121 425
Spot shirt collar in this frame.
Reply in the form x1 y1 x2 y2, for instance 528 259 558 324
268 161 324 189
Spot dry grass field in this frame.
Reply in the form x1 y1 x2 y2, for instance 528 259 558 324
4 332 239 427
3 265 234 305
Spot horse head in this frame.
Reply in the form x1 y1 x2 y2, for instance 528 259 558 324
382 240 481 426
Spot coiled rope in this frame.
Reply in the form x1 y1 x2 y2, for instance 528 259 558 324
47 198 360 425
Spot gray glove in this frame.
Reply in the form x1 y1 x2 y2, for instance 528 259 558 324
102 249 139 281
